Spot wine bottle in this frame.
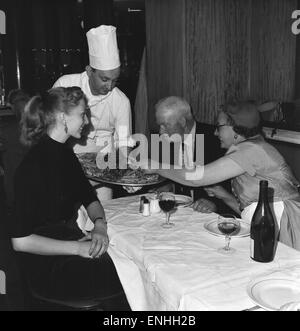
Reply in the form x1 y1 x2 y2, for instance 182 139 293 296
250 180 276 262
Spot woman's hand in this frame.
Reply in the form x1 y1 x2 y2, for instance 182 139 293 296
90 221 109 258
77 239 94 259
192 198 217 213
78 220 109 258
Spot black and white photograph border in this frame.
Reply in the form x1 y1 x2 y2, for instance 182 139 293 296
0 0 300 314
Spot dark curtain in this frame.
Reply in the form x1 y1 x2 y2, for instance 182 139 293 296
296 0 300 99
1 0 114 95
83 0 114 33
29 0 86 92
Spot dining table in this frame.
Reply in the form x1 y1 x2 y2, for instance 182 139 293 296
102 195 300 311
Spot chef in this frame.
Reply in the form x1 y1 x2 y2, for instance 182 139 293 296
54 25 134 200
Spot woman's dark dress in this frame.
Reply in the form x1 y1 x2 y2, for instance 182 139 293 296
10 135 128 308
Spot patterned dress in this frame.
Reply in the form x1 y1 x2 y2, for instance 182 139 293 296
225 135 300 250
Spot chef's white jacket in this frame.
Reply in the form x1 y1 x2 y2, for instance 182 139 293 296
53 71 133 154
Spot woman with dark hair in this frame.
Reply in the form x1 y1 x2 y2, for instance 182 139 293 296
143 100 300 250
10 87 129 309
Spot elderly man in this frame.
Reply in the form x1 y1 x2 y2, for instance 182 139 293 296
54 25 134 200
154 96 232 214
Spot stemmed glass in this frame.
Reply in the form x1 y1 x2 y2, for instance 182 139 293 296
217 214 240 254
159 192 176 228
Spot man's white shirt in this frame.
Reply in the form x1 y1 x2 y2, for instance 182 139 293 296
53 72 134 154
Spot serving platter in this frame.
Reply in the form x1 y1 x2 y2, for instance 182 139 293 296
77 153 165 186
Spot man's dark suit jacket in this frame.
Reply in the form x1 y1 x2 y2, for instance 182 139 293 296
167 121 234 214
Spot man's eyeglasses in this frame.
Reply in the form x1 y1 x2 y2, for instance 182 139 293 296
214 124 229 132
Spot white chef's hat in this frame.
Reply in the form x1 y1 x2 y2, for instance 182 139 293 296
86 25 120 71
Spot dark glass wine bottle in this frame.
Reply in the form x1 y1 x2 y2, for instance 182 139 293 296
250 180 276 262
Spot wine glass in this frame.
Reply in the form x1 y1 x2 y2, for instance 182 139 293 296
217 214 240 254
159 192 176 228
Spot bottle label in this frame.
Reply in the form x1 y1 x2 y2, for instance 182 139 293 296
250 238 254 259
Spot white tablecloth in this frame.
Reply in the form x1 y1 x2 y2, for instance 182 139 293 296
103 196 300 311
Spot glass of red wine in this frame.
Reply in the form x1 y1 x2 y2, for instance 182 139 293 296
217 214 240 254
159 192 176 228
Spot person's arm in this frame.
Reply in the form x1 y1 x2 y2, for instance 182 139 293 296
192 198 217 213
154 156 245 187
84 200 109 258
86 200 106 224
12 235 93 259
113 95 133 149
204 185 241 215
11 197 108 259
73 153 110 258
221 194 241 215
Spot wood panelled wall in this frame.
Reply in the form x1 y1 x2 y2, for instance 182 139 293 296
250 0 296 102
146 0 298 127
186 0 252 123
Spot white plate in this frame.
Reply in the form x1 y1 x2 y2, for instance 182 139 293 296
174 194 193 208
247 278 300 311
203 218 250 237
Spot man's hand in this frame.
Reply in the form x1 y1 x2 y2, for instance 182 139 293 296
192 198 217 213
148 183 175 194
128 156 159 173
122 186 143 194
204 185 231 201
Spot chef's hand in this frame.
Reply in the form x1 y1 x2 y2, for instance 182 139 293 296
122 186 143 193
192 198 217 213
128 156 159 171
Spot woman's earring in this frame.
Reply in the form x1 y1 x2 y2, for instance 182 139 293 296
234 134 238 140
63 116 68 134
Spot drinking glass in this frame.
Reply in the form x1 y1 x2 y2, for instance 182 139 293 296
159 192 176 228
217 214 240 254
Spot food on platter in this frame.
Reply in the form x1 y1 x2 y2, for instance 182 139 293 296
77 153 161 185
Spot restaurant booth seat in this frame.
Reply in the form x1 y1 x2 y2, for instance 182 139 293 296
24 285 105 311
24 285 129 311
15 253 129 311
16 256 131 311
19 269 126 311
17 254 132 311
